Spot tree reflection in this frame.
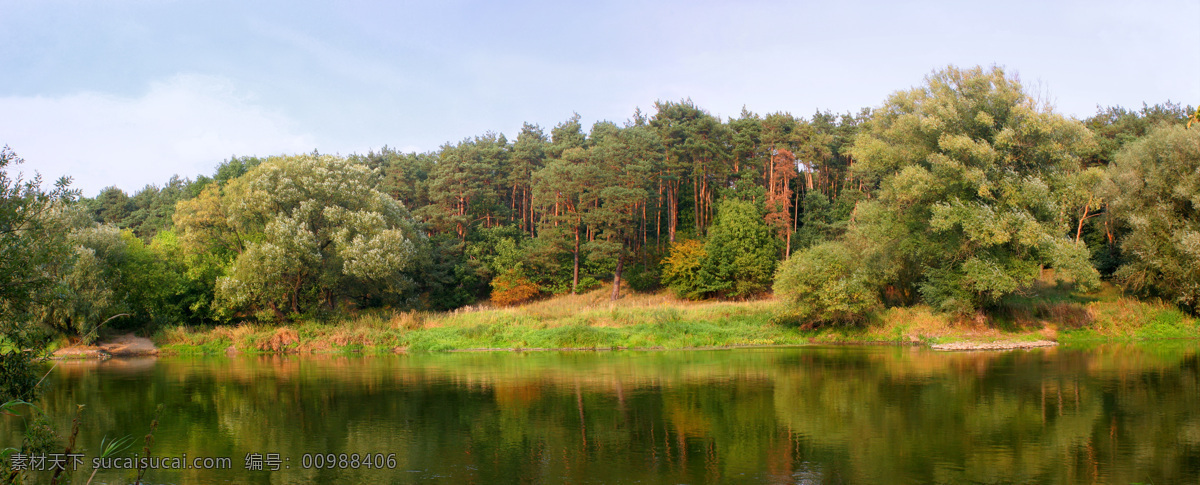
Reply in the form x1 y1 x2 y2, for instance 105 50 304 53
8 345 1197 484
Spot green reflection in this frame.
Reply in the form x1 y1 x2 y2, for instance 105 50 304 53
4 345 1198 484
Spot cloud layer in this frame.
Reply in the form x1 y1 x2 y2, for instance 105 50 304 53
0 75 314 196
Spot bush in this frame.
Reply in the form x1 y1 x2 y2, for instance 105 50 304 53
490 268 541 307
774 241 881 326
661 239 706 299
662 200 781 300
701 199 780 298
624 263 661 292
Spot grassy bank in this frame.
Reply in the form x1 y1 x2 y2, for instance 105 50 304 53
153 279 1200 355
157 291 789 354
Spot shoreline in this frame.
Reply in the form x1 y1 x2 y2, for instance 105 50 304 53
58 333 1200 359
58 339 1061 359
53 285 1198 358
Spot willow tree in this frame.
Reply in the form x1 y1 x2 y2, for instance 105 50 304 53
857 66 1099 313
1104 124 1200 313
0 147 76 400
176 154 422 321
779 66 1100 321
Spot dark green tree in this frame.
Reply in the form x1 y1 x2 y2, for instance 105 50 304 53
651 100 731 239
351 147 435 212
509 123 548 236
532 146 596 294
90 186 132 225
697 199 780 299
584 122 661 300
424 134 510 240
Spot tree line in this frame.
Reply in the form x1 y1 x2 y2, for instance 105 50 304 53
2 66 1197 372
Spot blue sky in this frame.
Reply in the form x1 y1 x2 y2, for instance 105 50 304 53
2 0 1198 196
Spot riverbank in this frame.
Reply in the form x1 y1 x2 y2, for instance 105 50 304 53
52 333 159 359
151 281 1199 355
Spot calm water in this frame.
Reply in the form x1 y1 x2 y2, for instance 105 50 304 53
5 345 1199 484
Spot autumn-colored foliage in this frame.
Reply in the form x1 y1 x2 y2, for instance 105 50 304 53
490 269 541 307
661 239 706 299
765 148 798 254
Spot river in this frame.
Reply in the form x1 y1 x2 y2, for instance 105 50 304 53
5 344 1199 484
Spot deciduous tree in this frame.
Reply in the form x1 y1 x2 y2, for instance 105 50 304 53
791 66 1102 318
176 154 423 321
1104 124 1200 313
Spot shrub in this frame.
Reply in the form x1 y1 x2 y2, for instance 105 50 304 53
701 199 781 298
774 241 881 326
662 200 781 300
624 263 661 292
490 268 541 307
661 239 707 299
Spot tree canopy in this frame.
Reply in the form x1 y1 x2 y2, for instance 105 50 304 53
175 153 423 320
1104 124 1200 313
779 66 1101 321
0 147 76 400
2 65 1196 336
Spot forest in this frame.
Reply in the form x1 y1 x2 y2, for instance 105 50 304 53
2 66 1198 382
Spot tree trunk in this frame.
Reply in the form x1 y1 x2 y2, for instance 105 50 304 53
1075 195 1093 243
527 187 534 237
1104 208 1113 244
641 202 648 259
668 183 678 243
656 178 663 247
610 251 624 301
572 225 580 294
792 182 801 232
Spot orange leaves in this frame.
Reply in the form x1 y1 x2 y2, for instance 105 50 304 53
765 149 798 241
491 269 541 307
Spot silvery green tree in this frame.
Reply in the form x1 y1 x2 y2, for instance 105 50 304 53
777 66 1100 321
1104 124 1200 313
0 147 77 399
29 208 129 341
177 153 422 321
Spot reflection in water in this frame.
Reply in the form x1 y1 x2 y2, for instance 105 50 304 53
4 345 1199 484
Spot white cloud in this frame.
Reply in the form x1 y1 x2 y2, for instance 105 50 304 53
0 74 315 196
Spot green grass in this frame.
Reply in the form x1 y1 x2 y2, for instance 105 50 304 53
156 290 803 354
154 281 1199 355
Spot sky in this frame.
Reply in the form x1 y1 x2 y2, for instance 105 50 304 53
2 0 1198 196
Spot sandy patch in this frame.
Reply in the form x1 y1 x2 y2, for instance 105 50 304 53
52 333 159 359
931 340 1057 351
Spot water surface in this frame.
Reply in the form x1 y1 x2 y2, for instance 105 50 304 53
5 345 1199 484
